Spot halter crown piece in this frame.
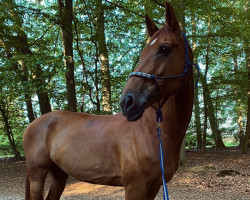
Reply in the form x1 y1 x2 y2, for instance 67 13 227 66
128 32 200 200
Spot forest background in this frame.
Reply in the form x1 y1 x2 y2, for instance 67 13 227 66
0 0 249 161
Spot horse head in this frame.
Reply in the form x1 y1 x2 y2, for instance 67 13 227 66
120 2 193 122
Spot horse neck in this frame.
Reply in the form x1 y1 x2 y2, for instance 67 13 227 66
143 74 194 144
161 75 194 142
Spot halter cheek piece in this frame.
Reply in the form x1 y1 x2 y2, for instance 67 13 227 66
128 32 200 122
127 32 200 200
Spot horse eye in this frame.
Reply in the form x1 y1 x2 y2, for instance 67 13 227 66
157 44 171 55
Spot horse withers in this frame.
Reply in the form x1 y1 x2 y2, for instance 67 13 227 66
23 2 194 200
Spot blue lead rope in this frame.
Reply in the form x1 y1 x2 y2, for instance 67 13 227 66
157 126 169 200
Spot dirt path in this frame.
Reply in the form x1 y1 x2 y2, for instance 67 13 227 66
0 148 249 199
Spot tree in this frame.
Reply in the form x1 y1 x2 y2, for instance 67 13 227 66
0 101 20 161
0 39 35 123
1 0 52 116
58 0 77 112
192 15 202 151
96 0 112 113
242 43 250 154
0 0 249 157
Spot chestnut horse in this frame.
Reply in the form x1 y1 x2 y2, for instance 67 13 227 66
23 2 194 200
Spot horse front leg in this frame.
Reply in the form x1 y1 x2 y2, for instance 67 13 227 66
145 184 161 200
124 181 148 200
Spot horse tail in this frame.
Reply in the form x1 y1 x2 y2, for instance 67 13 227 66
25 173 30 200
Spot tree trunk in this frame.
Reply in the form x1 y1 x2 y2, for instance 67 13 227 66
96 0 112 114
177 0 187 164
25 95 35 123
202 97 208 152
242 43 250 154
233 49 244 146
191 15 202 150
0 102 20 161
194 86 202 150
201 18 224 150
206 87 225 149
15 33 52 115
200 73 225 150
58 0 77 112
238 116 244 146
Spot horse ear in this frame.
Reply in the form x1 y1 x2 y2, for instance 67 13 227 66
145 14 159 37
165 1 180 31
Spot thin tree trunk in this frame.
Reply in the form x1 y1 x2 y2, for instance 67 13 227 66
192 15 202 150
206 87 225 149
200 73 225 150
202 98 208 152
177 0 187 164
238 116 244 146
94 57 101 111
0 102 20 161
201 18 224 150
96 0 112 114
233 48 244 146
58 0 77 112
194 88 202 150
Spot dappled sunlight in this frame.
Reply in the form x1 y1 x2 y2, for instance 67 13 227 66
62 181 124 199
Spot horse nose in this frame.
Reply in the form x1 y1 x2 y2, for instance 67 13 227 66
120 93 135 115
125 93 135 111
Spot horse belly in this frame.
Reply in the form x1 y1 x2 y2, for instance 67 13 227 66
50 130 123 186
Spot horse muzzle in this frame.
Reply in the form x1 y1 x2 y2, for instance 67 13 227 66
120 92 147 121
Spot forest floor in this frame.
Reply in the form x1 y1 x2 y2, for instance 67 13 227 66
0 147 249 200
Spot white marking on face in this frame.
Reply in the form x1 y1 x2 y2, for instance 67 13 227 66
150 38 157 45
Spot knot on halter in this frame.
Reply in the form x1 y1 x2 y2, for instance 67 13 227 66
150 75 155 79
156 109 163 123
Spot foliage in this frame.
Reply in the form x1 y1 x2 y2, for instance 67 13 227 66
0 0 249 156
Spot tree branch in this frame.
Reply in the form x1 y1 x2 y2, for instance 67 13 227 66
150 0 165 7
72 16 98 106
105 0 144 18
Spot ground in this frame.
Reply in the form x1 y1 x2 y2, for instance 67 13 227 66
0 147 249 200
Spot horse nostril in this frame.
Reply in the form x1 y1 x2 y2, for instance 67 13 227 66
125 94 135 111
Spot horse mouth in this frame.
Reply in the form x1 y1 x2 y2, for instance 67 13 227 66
125 109 145 121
